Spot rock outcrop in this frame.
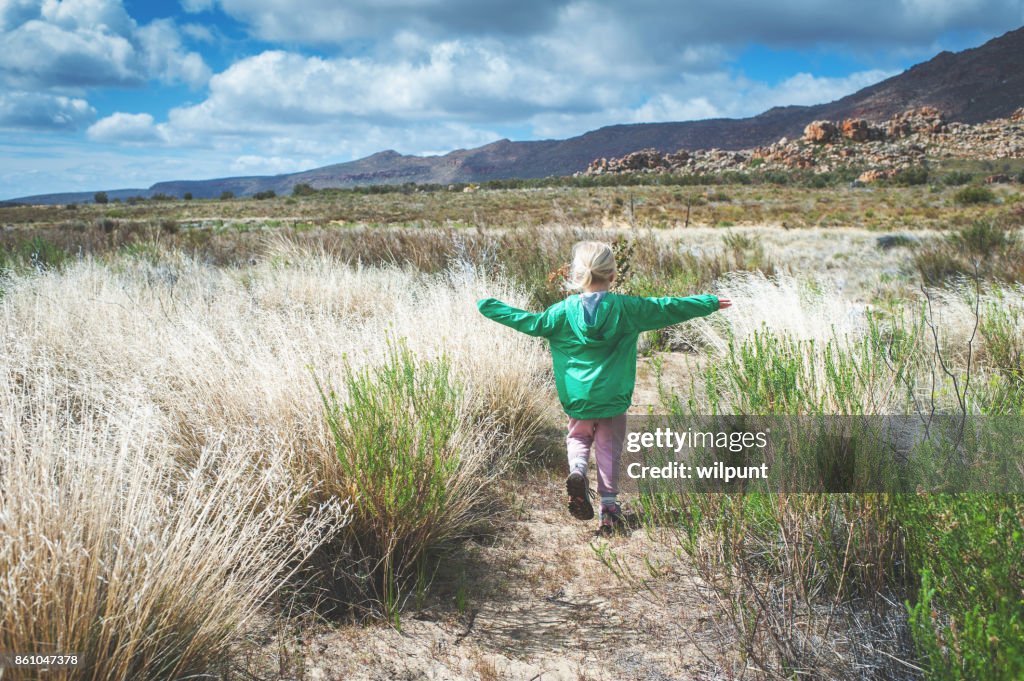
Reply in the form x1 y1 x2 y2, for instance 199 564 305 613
582 107 1024 183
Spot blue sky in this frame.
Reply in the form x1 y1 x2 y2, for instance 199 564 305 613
2 0 1023 199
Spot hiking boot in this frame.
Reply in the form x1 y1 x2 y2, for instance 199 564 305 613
566 470 595 520
599 502 624 535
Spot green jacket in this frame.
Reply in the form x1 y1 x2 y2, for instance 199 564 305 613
477 293 720 419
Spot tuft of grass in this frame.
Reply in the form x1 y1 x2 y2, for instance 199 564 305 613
313 339 499 623
0 390 344 681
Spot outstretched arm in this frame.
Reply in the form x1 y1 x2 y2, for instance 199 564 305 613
476 298 559 338
627 294 727 332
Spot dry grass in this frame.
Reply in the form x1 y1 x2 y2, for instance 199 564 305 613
0 246 552 676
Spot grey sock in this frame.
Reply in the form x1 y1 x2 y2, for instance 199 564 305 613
568 458 588 476
601 494 619 509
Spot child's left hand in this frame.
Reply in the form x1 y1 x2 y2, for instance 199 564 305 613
717 297 732 310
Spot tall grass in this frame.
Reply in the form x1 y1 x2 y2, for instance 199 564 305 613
630 273 1024 679
0 246 550 675
915 222 1023 286
0 384 346 680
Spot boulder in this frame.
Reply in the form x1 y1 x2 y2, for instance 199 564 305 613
857 169 896 183
804 120 838 144
840 118 870 142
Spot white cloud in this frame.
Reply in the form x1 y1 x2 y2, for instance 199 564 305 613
136 18 211 87
761 70 895 107
164 42 595 137
87 112 166 143
181 22 215 42
0 91 95 129
229 154 314 175
0 0 210 89
7 0 1018 200
180 0 214 13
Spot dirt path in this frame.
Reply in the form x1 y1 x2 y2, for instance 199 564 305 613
256 353 723 680
292 475 719 681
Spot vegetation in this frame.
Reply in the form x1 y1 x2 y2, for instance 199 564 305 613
0 175 1021 678
954 185 997 205
608 272 1024 679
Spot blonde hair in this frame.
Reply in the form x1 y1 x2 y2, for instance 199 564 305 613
568 241 616 290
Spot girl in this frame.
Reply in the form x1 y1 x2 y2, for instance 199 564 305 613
477 241 731 533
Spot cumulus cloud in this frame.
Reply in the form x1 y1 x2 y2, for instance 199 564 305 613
164 42 597 137
0 0 210 89
180 0 214 13
87 112 166 143
0 91 95 130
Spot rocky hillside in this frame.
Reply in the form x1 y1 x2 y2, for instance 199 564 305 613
583 107 1024 183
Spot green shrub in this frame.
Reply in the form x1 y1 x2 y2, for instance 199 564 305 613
313 341 489 623
253 190 276 200
954 185 997 205
915 222 1023 285
942 171 973 186
903 494 1024 681
291 183 317 197
0 236 71 273
93 191 109 204
219 191 234 200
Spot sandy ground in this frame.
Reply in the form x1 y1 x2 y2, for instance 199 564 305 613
289 477 722 681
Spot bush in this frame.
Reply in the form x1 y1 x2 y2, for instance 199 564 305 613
904 494 1024 681
915 222 1023 285
314 341 494 622
219 190 234 200
253 190 276 200
942 171 974 186
954 185 997 205
93 191 108 204
183 192 193 200
895 166 930 186
292 183 317 197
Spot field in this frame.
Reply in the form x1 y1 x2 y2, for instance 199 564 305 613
2 178 1023 680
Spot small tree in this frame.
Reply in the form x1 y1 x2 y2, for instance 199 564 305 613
253 190 276 200
220 190 235 200
94 191 109 204
292 183 317 197
183 192 193 200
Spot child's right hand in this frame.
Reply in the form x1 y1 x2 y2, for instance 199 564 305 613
717 297 732 310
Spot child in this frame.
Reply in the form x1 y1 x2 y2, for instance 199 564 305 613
476 240 731 533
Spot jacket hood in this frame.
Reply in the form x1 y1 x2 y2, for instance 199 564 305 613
565 293 622 346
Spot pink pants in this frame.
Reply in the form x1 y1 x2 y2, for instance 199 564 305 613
566 414 628 496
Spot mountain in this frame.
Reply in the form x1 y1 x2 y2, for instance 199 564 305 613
10 26 1024 203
